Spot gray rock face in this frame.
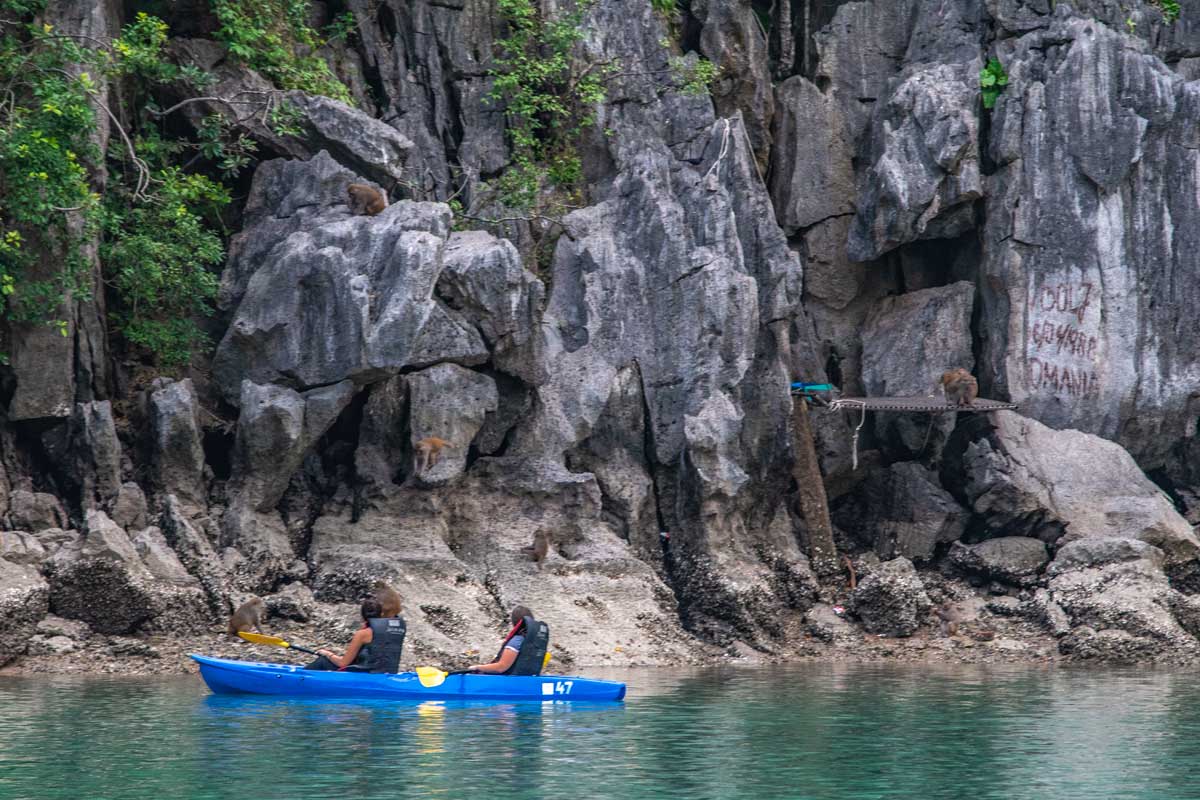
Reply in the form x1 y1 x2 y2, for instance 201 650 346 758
833 462 968 561
960 412 1200 582
8 491 66 532
213 200 486 401
977 12 1200 475
309 456 694 667
40 401 122 512
949 537 1049 586
111 483 148 531
861 282 975 454
849 556 932 637
0 558 49 666
437 231 547 385
355 375 408 492
229 380 357 513
148 379 206 510
770 76 855 235
405 364 497 484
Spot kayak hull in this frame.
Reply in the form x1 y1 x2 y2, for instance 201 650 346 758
190 654 626 702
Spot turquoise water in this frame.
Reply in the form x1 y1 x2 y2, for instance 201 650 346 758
1 663 1196 799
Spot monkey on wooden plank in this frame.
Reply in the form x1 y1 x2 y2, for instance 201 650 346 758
227 596 266 637
940 368 978 407
347 183 387 216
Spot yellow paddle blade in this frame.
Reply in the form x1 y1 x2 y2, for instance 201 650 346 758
238 632 291 648
542 651 551 669
415 666 448 688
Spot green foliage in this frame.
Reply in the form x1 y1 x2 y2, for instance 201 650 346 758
210 0 352 102
101 167 227 368
0 8 236 368
0 23 101 330
486 0 609 211
650 0 676 15
979 57 1009 110
669 55 720 96
1154 0 1182 23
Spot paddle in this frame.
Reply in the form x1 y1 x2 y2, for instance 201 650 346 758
238 631 321 656
416 651 553 688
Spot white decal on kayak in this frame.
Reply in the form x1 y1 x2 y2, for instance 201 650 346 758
555 681 573 695
542 683 553 695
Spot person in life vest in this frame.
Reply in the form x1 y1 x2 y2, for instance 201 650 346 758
467 605 550 676
305 597 407 673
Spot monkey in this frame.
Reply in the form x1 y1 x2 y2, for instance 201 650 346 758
521 530 550 570
940 368 979 407
842 553 857 591
934 603 961 638
372 580 402 618
413 436 451 474
347 183 387 216
227 596 266 637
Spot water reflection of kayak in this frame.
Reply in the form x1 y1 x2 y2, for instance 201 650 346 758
190 654 627 701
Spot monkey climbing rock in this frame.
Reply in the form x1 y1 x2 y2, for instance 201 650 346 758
940 368 978 407
347 183 387 216
413 436 451 474
227 596 266 637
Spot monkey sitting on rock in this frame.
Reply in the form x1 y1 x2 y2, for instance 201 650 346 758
521 530 551 570
939 368 978 407
346 183 387 216
227 596 266 637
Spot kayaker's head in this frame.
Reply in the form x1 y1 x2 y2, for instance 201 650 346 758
510 605 533 628
361 597 383 622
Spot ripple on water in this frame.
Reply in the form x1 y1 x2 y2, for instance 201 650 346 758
2 663 1200 800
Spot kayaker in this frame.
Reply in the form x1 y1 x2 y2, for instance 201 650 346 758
467 605 550 676
306 597 407 673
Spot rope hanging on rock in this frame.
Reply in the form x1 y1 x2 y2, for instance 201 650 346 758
828 398 868 470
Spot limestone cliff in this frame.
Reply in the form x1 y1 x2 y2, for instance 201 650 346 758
4 0 1200 669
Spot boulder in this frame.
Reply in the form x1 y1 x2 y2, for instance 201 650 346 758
958 411 1200 585
110 483 148 531
228 380 357 513
949 537 1049 586
0 531 46 565
212 201 487 402
8 490 66 531
131 526 198 586
849 557 933 637
266 583 315 622
832 462 968 562
1048 538 1200 661
159 496 228 613
44 510 208 635
0 558 49 666
148 379 207 510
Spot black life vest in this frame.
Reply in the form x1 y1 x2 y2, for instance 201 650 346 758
495 616 549 676
355 617 406 673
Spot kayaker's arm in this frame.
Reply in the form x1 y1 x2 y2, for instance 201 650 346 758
318 628 371 669
469 646 518 674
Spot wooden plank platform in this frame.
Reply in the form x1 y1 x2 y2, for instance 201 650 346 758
827 397 1018 413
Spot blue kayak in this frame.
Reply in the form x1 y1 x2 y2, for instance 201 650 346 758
190 655 626 702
